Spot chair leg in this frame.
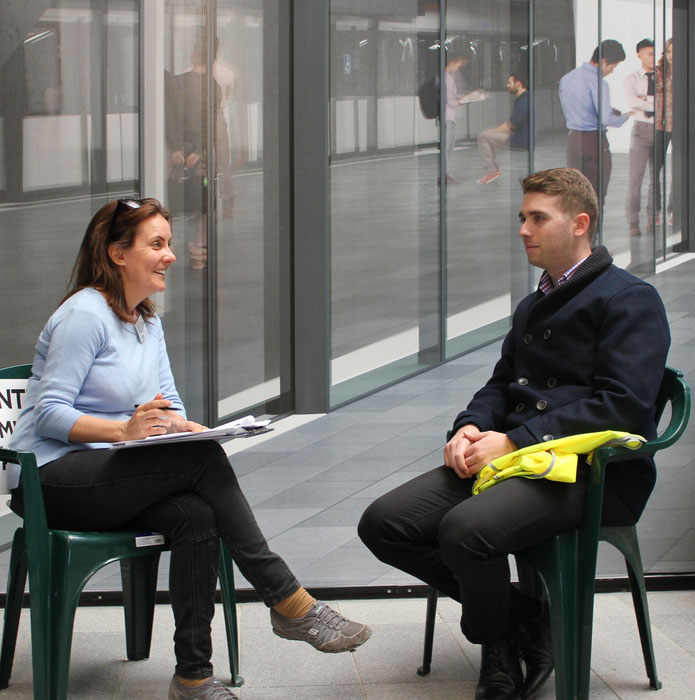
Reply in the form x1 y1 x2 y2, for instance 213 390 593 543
30 537 105 700
120 553 162 661
624 555 662 690
520 533 594 700
535 563 580 700
417 586 439 677
218 544 243 687
602 526 662 690
0 530 28 689
27 570 78 699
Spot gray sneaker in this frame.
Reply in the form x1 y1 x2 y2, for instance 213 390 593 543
270 601 372 653
168 675 239 700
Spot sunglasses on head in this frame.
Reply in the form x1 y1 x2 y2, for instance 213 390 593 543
108 198 144 240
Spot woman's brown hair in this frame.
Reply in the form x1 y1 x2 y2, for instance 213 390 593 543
63 198 172 323
657 38 672 78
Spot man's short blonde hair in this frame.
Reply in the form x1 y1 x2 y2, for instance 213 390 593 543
521 168 599 240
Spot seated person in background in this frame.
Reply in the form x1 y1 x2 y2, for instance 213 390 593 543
359 168 670 700
9 198 371 700
476 71 530 185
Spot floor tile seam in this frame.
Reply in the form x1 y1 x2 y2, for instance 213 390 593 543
650 621 695 657
264 486 373 531
240 440 379 481
111 662 127 700
257 447 387 494
347 646 370 698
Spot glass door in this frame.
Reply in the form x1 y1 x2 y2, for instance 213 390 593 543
160 0 291 424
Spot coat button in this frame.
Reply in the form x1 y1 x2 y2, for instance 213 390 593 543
542 434 555 441
543 329 552 340
516 403 525 412
536 400 548 410
524 333 533 344
547 377 557 388
518 377 529 385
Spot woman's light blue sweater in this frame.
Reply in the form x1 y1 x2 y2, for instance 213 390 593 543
7 288 185 488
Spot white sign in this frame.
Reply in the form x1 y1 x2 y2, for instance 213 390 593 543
0 378 29 494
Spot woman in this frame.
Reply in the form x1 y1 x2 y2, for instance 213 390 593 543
654 38 672 224
8 198 371 700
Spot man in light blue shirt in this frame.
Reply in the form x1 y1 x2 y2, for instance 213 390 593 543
559 40 633 205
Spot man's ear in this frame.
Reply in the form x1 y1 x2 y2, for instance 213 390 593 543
108 243 126 267
574 212 591 237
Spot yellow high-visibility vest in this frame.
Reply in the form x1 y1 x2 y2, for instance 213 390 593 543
472 430 646 495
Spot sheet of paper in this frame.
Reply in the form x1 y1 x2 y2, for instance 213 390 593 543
459 90 486 104
109 416 272 449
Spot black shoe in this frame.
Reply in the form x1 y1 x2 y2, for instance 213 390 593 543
475 639 523 700
516 602 553 700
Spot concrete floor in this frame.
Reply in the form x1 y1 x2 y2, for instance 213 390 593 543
0 591 693 699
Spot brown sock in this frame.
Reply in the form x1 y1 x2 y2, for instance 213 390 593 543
176 677 209 687
272 587 315 619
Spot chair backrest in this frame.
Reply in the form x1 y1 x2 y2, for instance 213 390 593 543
580 366 691 556
650 367 691 452
0 365 32 494
0 364 53 557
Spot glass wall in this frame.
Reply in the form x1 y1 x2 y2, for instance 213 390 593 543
444 0 531 358
212 1 292 422
0 0 139 367
327 0 690 407
0 0 691 420
142 0 291 424
534 0 686 273
329 2 442 406
0 0 692 584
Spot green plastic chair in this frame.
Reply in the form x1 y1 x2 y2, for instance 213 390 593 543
0 364 243 700
417 367 691 700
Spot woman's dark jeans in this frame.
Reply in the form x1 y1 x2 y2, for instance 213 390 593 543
12 440 299 679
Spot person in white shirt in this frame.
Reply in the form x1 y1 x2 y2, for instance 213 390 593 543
624 38 656 237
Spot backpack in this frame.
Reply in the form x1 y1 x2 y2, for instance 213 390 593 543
417 75 440 119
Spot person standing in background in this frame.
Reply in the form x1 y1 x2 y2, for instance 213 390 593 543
624 39 656 237
442 51 469 185
654 38 673 227
559 40 633 207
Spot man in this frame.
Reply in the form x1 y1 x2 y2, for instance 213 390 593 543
359 168 670 700
559 40 633 205
476 71 530 185
624 39 656 237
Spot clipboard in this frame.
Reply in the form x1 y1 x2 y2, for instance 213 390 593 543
110 416 272 449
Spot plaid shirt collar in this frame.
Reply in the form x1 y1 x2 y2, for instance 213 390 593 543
538 256 589 294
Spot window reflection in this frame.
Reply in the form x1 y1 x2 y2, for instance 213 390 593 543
329 4 441 405
444 1 531 357
161 1 290 423
0 1 139 366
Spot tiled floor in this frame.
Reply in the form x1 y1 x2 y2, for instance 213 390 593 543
0 591 693 699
